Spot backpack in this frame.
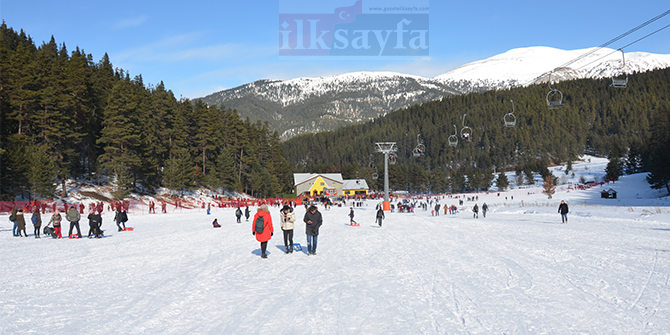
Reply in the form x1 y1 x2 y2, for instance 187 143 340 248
31 215 38 225
254 216 265 233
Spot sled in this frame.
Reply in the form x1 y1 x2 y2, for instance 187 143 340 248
350 221 360 227
123 227 134 231
293 243 302 251
68 234 80 239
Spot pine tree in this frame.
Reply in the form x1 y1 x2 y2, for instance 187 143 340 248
542 176 556 199
496 172 509 191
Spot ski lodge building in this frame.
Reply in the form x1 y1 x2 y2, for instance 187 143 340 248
293 173 369 197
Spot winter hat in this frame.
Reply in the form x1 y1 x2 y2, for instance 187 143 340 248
281 205 290 212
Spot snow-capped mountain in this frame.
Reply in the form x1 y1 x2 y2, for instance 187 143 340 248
200 47 670 140
200 72 459 140
435 46 670 92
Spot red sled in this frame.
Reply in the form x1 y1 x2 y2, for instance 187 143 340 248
68 234 80 239
123 227 134 231
350 221 360 227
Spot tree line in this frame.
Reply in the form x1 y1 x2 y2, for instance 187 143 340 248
0 23 292 200
282 66 670 194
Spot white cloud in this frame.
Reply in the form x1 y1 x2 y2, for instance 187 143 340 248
112 15 147 30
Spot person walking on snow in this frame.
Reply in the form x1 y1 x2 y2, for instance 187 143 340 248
280 205 296 254
558 200 569 224
482 203 488 218
472 204 479 219
349 207 356 225
304 205 323 256
245 206 251 222
376 207 385 227
252 205 274 259
114 207 128 231
235 207 242 223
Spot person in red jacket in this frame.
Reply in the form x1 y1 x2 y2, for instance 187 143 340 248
252 204 274 259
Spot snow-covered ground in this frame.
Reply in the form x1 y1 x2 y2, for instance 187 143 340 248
2 159 670 334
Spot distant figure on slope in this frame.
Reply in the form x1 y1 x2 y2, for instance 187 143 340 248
212 218 221 228
558 200 569 224
49 209 63 238
472 204 479 219
88 210 103 238
114 207 128 231
16 208 27 237
434 203 440 216
252 205 274 259
349 207 356 224
66 206 82 238
245 206 251 222
235 207 242 223
376 207 385 227
482 203 488 218
31 208 42 238
280 205 296 254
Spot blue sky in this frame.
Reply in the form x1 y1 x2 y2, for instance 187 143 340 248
2 0 669 98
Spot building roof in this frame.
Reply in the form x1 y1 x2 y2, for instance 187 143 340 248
293 173 344 186
342 179 369 190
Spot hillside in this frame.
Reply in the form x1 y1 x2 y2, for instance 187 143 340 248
200 47 670 140
200 72 459 140
281 67 670 193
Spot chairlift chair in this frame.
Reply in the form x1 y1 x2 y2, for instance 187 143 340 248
546 89 564 109
388 154 397 165
448 125 458 147
504 100 517 127
546 73 564 109
460 114 473 141
372 172 379 180
610 49 628 88
413 134 425 157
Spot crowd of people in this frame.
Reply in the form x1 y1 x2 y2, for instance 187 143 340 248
9 204 130 239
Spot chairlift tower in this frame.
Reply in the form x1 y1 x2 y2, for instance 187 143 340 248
375 142 397 209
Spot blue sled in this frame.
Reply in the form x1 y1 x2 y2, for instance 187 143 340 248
293 243 302 251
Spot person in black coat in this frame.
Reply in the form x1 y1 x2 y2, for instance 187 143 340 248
558 200 569 224
376 208 385 227
303 205 323 255
88 210 103 238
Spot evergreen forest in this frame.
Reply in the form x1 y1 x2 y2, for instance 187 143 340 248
282 67 670 194
0 24 291 200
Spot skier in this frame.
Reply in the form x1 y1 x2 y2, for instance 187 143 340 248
376 207 385 227
472 204 479 219
558 200 569 224
303 205 323 256
482 203 488 218
235 207 242 223
252 205 274 259
279 205 296 254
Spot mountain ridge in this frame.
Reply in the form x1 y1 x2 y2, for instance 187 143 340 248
200 46 670 140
